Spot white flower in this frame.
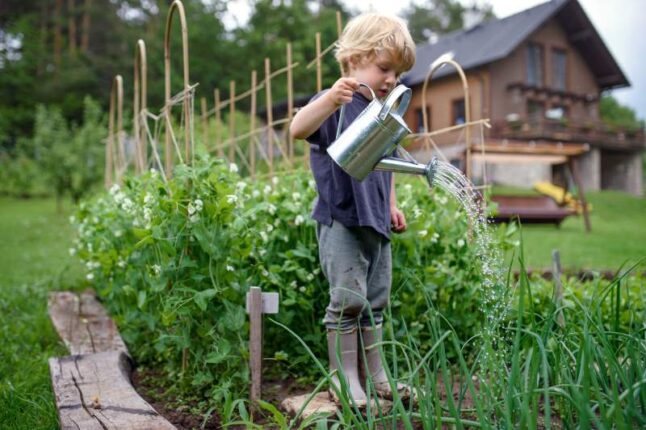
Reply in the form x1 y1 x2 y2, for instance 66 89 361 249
457 239 465 248
121 198 134 213
413 206 422 219
292 192 301 201
86 273 94 281
262 269 269 277
69 215 76 224
144 192 154 205
189 214 200 223
252 190 261 198
260 231 268 242
229 163 239 173
263 185 271 195
68 248 76 256
150 167 157 175
272 176 279 185
404 184 412 191
109 184 120 195
188 202 196 215
268 204 276 215
143 207 152 221
294 215 304 226
418 229 428 237
236 181 247 191
115 229 123 237
308 179 316 188
299 286 306 293
194 198 203 211
431 232 440 243
226 265 235 272
117 259 126 269
266 224 274 233
306 273 314 282
226 194 238 204
152 264 161 276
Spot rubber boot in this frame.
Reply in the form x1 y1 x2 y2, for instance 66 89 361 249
359 326 415 401
327 329 367 408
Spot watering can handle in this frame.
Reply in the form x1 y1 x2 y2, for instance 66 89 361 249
378 85 411 121
335 83 377 140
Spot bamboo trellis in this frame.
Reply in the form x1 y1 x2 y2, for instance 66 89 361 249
104 1 488 188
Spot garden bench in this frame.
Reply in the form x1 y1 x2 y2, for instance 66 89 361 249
488 195 576 226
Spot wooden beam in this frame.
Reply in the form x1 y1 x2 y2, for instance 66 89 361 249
50 351 175 430
48 291 129 356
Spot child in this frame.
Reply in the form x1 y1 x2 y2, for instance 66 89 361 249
289 13 416 407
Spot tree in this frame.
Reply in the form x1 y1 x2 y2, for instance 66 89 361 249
404 0 494 44
600 94 644 133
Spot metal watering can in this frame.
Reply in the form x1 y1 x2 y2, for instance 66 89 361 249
327 83 438 187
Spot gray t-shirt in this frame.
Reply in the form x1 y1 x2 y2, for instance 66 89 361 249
306 90 392 240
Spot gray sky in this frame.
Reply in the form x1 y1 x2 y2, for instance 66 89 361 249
226 0 645 120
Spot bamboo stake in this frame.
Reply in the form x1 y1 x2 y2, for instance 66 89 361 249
286 43 294 162
315 32 322 93
164 0 191 173
200 97 208 149
229 80 236 162
214 89 223 158
265 58 274 176
115 76 125 184
422 56 471 178
134 39 147 174
336 11 343 37
250 70 257 178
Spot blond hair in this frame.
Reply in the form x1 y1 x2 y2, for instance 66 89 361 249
335 13 416 76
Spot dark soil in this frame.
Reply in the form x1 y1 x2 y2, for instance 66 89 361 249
132 366 487 429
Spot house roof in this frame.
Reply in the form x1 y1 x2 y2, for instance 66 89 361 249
402 0 629 91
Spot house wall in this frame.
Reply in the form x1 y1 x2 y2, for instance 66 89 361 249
489 18 600 123
601 150 643 196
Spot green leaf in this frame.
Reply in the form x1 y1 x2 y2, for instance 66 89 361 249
194 289 217 311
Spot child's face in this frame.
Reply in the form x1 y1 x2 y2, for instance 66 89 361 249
349 52 400 100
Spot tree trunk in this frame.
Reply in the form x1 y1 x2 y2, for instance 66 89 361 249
68 0 77 55
39 1 48 75
81 0 92 53
54 0 63 67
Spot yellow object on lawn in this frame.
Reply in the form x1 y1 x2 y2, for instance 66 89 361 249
533 181 592 214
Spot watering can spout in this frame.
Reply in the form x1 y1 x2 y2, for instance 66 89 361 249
375 156 438 188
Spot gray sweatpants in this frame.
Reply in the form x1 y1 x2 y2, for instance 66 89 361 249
317 220 392 333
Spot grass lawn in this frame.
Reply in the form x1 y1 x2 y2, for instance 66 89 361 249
493 188 646 271
0 197 82 429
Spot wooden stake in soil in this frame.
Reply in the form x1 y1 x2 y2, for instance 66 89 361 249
229 79 236 162
250 70 257 178
315 32 322 93
246 287 279 407
286 43 294 162
214 88 223 157
264 58 274 176
200 96 208 148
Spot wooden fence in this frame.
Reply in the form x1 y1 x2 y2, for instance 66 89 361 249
105 0 488 187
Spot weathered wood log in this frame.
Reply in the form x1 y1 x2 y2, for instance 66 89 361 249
49 351 175 430
48 291 129 356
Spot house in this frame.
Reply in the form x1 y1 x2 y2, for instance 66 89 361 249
401 0 644 195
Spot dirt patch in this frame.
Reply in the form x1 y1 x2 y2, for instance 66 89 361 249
131 368 222 430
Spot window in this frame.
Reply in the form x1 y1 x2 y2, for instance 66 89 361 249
452 99 465 125
546 105 567 120
552 49 566 91
415 107 430 133
526 43 544 86
527 100 544 122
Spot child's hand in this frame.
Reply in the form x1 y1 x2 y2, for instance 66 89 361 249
390 206 407 233
326 77 360 107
